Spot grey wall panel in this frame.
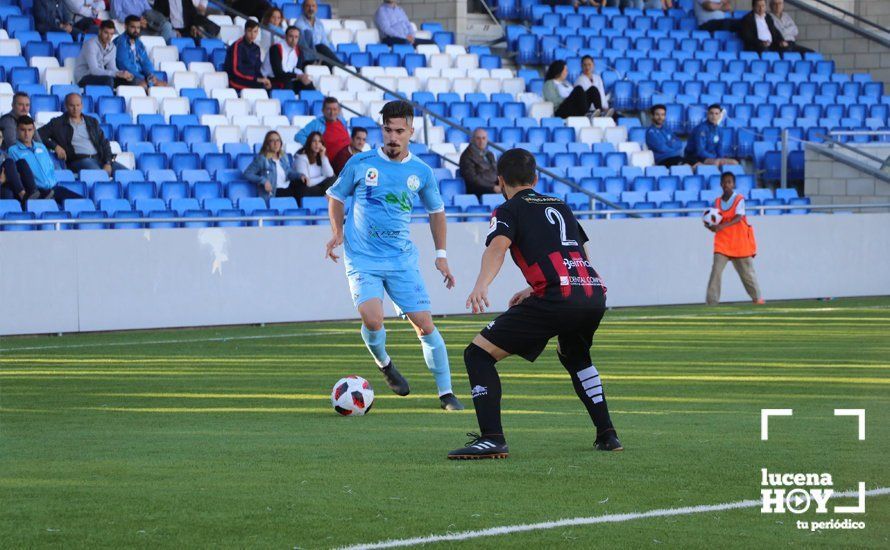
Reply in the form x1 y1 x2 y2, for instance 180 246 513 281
1 214 888 336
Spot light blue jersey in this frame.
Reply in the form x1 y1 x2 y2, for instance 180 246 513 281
326 148 444 272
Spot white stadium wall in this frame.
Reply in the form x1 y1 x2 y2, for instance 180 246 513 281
1 213 888 336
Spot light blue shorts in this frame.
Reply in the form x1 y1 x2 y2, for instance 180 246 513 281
347 268 431 315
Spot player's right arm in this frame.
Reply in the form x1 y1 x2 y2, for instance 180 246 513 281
467 235 511 314
324 156 360 262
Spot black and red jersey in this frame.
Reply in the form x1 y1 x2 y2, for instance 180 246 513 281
486 189 606 305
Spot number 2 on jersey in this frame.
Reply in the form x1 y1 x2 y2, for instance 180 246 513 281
545 207 579 247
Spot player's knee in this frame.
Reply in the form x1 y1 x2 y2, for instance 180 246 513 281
464 343 495 372
360 315 384 331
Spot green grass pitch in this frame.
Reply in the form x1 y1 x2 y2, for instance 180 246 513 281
1 298 888 548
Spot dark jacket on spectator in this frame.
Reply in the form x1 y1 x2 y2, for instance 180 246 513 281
153 0 198 31
0 111 42 150
739 11 783 53
459 144 498 197
224 37 264 90
38 113 114 167
33 0 70 34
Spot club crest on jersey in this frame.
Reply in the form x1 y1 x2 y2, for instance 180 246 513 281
365 168 379 186
406 174 420 191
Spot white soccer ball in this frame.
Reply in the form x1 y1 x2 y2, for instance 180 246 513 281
331 376 375 416
702 207 722 227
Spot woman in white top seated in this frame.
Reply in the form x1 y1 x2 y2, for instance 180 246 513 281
542 60 603 119
243 130 305 200
295 131 336 197
574 56 613 118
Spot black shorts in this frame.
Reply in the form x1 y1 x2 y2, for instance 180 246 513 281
480 296 606 362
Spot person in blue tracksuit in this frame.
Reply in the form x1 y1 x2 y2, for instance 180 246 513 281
685 104 740 167
645 104 688 167
7 117 82 203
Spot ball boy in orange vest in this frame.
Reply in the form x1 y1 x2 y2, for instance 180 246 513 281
705 172 764 305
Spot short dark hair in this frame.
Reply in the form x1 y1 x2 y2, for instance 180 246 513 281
497 148 537 187
100 20 115 31
351 126 367 138
12 91 29 102
124 15 141 25
721 171 736 182
322 96 339 106
581 55 594 63
16 115 34 127
285 25 299 34
707 103 722 112
245 19 259 31
379 100 414 125
650 104 666 115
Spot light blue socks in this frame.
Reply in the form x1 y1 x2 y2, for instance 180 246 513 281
361 325 391 368
419 329 453 396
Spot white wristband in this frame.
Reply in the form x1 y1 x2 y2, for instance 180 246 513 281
436 249 447 259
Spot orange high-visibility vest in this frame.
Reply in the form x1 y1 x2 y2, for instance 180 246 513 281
713 194 757 258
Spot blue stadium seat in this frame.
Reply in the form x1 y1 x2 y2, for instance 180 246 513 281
160 142 190 157
64 199 96 217
301 196 328 211
137 153 167 172
226 181 255 202
763 197 785 215
126 181 156 201
25 199 57 216
91 181 121 201
171 153 200 174
193 181 222 201
99 198 132 216
452 194 480 210
2 211 34 231
202 198 233 215
117 124 145 147
150 124 178 145
160 181 189 202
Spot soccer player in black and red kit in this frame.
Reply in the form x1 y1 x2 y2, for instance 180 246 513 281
448 148 622 460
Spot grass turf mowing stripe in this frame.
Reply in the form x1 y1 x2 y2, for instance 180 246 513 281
339 487 890 550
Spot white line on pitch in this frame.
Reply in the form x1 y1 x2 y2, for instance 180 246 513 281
1 304 885 353
338 487 890 550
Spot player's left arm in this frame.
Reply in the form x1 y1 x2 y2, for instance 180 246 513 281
467 236 511 314
419 167 455 289
429 211 455 289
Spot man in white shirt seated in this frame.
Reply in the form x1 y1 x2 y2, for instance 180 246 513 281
573 56 613 118
739 0 782 53
264 26 316 93
768 0 813 54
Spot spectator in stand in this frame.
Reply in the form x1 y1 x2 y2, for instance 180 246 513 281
115 15 170 90
295 132 336 198
225 20 272 91
264 26 316 92
769 0 813 54
295 0 338 66
153 0 220 40
294 97 350 162
0 128 38 204
332 127 368 175
1 93 42 151
574 56 612 118
543 60 600 119
65 0 105 21
739 0 783 54
705 172 763 305
74 21 136 88
685 104 739 167
8 117 82 202
34 0 97 37
646 104 688 167
39 93 125 175
243 130 306 200
695 0 738 33
258 7 286 53
459 128 500 198
111 0 176 41
374 0 437 48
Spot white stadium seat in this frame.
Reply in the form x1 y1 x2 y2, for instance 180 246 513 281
210 88 238 103
342 19 367 32
453 54 479 70
317 74 342 95
244 125 269 145
43 67 72 87
253 99 281 118
35 110 61 128
412 67 438 87
201 114 228 130
263 115 291 128
172 70 200 90
416 44 439 58
141 36 166 54
150 46 179 69
305 65 330 79
618 141 641 155
428 54 452 70
631 150 656 168
502 78 526 95
396 76 420 96
276 125 300 144
604 126 629 146
354 29 380 49
345 76 371 93
477 78 501 95
31 57 59 80
466 68 490 81
329 28 353 47
439 68 467 80
591 117 617 129
451 78 476 95
188 62 216 75
566 116 591 130
214 125 241 146
149 86 179 100
129 97 158 117
202 72 230 92
528 102 554 119
160 97 190 120
425 77 450 95
240 88 269 108
0 39 22 56
218 25 242 45
223 98 250 118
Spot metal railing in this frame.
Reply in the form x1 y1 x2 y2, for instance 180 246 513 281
2 202 887 230
785 0 890 48
204 0 630 214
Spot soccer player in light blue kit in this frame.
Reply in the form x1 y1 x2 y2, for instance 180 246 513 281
325 100 464 411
